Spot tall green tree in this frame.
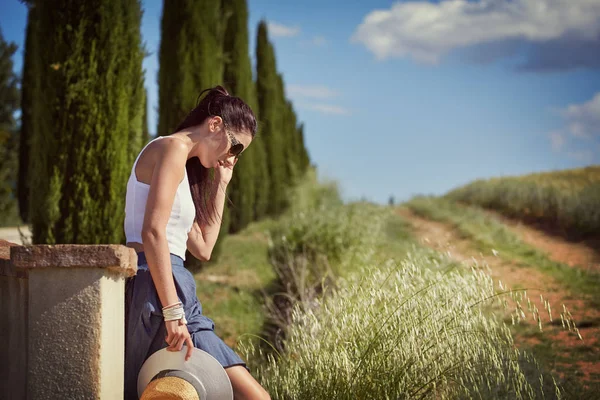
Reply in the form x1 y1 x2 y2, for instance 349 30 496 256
256 21 288 215
251 131 271 220
296 122 310 172
23 0 145 244
0 29 21 227
282 98 301 185
285 100 311 180
275 73 296 187
157 0 229 264
18 0 40 225
142 88 150 144
157 0 225 135
222 0 269 232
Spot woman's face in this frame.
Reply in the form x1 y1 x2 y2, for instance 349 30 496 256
202 116 253 169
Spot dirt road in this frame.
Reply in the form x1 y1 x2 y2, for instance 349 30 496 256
396 206 600 391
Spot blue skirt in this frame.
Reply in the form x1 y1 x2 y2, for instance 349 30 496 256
124 252 249 399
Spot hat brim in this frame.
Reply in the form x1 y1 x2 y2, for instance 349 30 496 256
137 346 233 399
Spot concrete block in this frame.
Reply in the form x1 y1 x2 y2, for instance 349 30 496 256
0 239 27 400
10 244 137 400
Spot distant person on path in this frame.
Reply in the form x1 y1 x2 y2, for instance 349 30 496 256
123 86 270 399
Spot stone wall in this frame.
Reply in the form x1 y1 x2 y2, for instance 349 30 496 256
0 239 28 400
0 241 137 400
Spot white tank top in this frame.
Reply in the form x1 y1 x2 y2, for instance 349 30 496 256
124 136 196 261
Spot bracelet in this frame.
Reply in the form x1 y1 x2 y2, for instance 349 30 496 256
163 305 184 319
163 304 187 325
162 301 183 311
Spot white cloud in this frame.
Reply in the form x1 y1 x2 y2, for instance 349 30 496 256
567 150 593 162
299 35 329 48
548 92 600 162
287 84 339 99
351 0 600 69
549 132 565 151
561 92 600 138
290 85 348 115
301 103 350 115
267 21 300 37
312 36 328 46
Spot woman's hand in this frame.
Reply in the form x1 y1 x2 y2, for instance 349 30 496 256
215 155 237 185
165 319 194 361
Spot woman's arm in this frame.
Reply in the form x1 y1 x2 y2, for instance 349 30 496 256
141 138 190 308
186 179 228 261
140 137 196 361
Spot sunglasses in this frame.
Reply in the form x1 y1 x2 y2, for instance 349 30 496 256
226 130 244 158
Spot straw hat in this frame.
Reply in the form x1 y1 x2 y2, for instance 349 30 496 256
138 346 234 400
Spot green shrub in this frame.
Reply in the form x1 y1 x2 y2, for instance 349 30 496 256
263 202 387 350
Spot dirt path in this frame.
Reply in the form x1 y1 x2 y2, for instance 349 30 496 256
395 207 600 389
483 210 600 273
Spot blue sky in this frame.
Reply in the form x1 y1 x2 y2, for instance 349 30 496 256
2 0 600 204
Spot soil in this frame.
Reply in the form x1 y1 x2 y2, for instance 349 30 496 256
482 210 600 273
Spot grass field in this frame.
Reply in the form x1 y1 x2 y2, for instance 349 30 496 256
193 173 580 398
193 217 277 349
239 207 566 399
445 165 600 238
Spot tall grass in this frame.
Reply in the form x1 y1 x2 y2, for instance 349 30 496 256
238 173 571 398
242 248 565 399
445 165 600 237
264 197 386 349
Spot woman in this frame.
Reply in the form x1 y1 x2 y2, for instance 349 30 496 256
123 86 270 400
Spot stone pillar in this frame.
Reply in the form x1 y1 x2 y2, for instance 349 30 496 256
11 244 137 400
0 239 28 400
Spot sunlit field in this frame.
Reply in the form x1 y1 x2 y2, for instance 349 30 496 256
445 166 600 238
202 174 578 399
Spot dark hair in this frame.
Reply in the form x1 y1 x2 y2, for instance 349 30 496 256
174 86 257 228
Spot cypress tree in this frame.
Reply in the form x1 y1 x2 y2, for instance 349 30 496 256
222 0 254 111
18 0 40 224
283 98 300 185
0 29 21 226
157 0 230 264
222 0 269 232
286 100 312 179
274 72 294 191
250 131 270 220
157 0 225 135
275 72 307 196
25 0 145 244
296 122 310 172
142 88 150 144
256 21 287 215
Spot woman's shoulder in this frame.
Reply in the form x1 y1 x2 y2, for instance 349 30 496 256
135 136 188 185
155 135 188 160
